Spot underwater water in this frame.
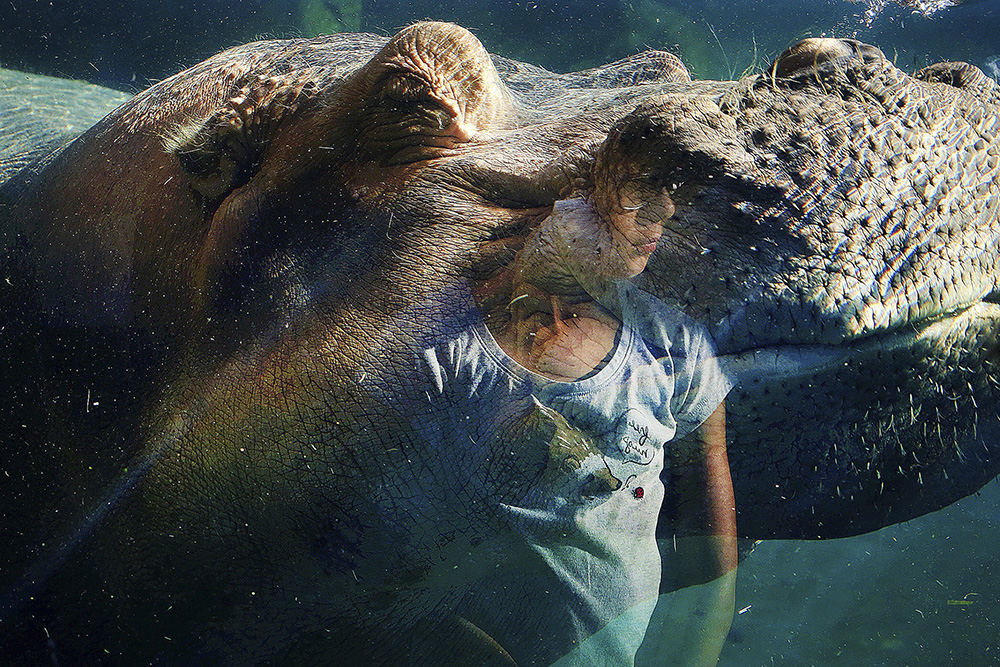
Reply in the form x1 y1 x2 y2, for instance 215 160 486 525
1 1 998 665
721 477 999 666
4 0 1000 88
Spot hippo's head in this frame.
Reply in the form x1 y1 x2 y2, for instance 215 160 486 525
2 21 998 663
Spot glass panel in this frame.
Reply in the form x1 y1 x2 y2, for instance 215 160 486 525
1 2 997 664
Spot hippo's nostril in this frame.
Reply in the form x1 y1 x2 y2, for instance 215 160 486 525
771 37 886 79
983 289 1000 305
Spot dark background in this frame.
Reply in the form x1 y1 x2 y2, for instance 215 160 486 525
0 0 998 92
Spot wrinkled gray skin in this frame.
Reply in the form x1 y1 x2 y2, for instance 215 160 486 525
0 23 997 664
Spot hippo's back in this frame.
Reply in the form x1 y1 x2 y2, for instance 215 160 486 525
0 69 129 190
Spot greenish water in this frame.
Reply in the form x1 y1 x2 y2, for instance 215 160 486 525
722 477 999 666
3 1 1000 89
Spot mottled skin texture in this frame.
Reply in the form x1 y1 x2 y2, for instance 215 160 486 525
0 22 998 663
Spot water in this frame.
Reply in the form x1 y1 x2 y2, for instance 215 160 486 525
722 477 999 666
1 1 998 664
3 1 1000 88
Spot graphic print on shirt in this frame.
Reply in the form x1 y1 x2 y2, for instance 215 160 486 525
603 408 659 500
503 398 622 500
503 400 661 503
616 408 658 466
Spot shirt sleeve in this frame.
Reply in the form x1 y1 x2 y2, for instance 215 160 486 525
616 282 733 439
667 318 732 439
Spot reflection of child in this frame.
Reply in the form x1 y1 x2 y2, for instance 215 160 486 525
403 192 734 664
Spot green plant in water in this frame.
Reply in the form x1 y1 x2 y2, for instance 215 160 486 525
297 0 363 34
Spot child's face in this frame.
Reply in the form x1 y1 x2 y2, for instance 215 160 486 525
606 206 664 278
509 191 671 297
601 182 673 279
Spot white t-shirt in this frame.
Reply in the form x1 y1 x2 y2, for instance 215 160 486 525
387 282 731 664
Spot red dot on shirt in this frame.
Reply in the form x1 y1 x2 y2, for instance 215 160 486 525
633 487 644 499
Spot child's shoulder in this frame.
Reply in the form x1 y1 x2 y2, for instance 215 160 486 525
614 282 713 357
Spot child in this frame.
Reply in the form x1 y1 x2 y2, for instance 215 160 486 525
397 189 734 665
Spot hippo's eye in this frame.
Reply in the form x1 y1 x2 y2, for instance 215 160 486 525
376 75 456 131
348 24 513 165
379 74 438 111
381 73 435 103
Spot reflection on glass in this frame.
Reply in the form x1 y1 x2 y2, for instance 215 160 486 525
400 188 736 663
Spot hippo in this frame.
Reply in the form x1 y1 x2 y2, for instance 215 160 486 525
0 21 997 664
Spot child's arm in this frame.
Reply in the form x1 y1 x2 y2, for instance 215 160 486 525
666 402 738 586
625 283 737 582
636 403 736 667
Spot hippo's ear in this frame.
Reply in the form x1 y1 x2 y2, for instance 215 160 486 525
163 72 316 201
343 22 515 165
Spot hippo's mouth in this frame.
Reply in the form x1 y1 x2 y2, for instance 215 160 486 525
720 301 1000 383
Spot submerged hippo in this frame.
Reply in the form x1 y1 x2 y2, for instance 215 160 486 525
0 22 997 664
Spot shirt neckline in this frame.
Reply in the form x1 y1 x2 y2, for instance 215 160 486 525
472 315 634 394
